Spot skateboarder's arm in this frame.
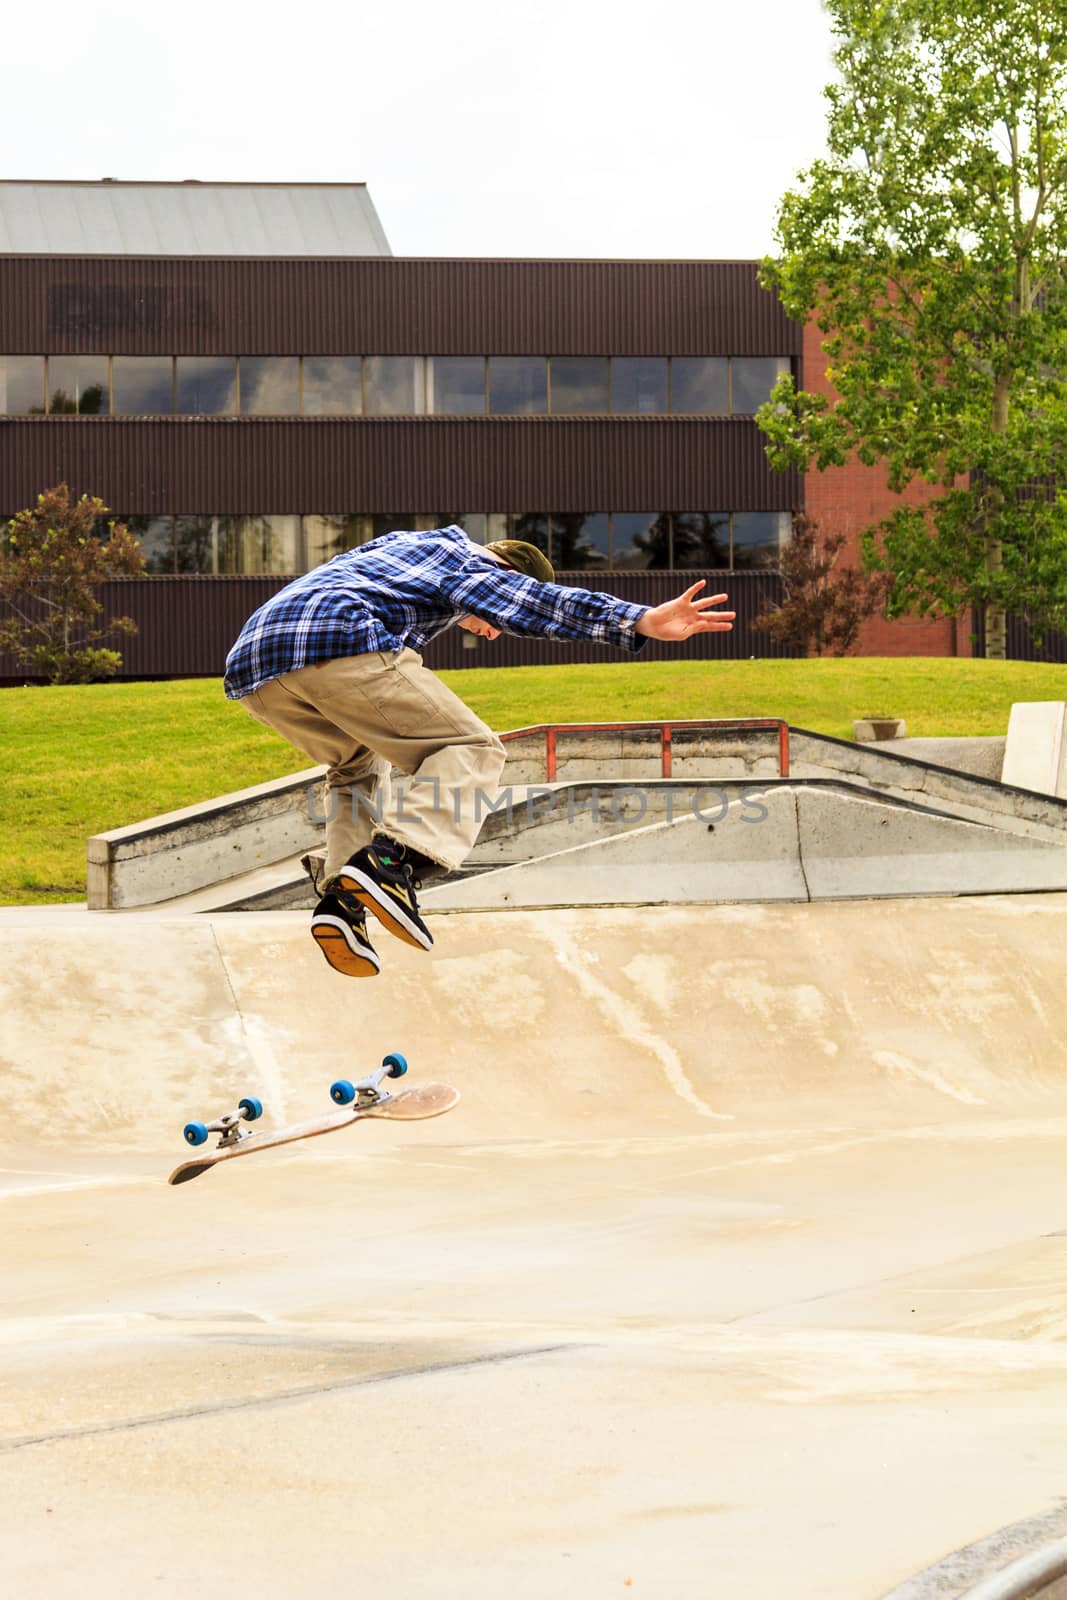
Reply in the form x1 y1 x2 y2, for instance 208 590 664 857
443 564 735 650
441 564 651 651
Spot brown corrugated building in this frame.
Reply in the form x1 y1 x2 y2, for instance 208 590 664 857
0 180 1049 674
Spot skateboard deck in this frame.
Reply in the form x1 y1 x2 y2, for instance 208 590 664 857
169 1081 459 1186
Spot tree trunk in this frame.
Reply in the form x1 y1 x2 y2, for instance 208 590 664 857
984 378 1011 662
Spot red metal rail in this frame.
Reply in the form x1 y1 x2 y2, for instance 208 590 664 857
499 719 790 781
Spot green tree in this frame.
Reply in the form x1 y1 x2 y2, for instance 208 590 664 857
758 0 1067 658
0 484 146 683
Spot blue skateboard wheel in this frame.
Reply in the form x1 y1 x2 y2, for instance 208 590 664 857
183 1121 210 1147
383 1053 408 1078
330 1079 356 1106
238 1096 263 1121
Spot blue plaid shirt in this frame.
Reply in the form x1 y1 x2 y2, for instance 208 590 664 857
224 525 650 698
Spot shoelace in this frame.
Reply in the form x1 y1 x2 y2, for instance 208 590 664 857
379 851 423 894
329 883 367 923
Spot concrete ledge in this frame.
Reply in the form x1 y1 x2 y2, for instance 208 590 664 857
87 767 325 909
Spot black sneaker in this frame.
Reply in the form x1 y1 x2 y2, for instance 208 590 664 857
311 890 382 978
335 839 434 951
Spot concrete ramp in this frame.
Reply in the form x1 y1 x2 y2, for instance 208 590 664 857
424 785 1067 910
4 896 1067 1148
3 895 1067 1599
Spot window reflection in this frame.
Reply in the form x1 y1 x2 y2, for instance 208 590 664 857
175 515 232 573
364 358 425 415
303 515 365 567
732 357 789 413
612 512 671 570
302 357 362 415
511 513 550 555
112 514 175 572
611 357 668 414
47 355 109 414
731 512 787 570
232 515 301 573
435 513 488 544
550 357 609 414
56 509 792 574
365 513 417 539
5 351 795 418
429 358 486 415
113 357 173 414
0 356 46 413
489 357 546 414
552 514 609 570
673 513 730 568
240 357 299 415
671 357 728 413
175 358 237 415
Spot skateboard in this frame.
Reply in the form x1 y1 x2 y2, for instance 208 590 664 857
168 1053 459 1186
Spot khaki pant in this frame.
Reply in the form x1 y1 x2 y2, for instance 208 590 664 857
243 648 506 878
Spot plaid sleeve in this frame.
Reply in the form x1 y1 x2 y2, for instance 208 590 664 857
442 565 650 653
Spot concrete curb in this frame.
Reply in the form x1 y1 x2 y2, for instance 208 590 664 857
881 1507 1067 1598
958 1538 1067 1598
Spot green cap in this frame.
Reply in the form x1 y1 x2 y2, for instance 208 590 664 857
488 539 555 585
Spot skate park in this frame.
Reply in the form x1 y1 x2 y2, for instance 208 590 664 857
4 717 1067 1599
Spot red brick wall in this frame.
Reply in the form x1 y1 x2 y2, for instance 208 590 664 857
801 320 973 657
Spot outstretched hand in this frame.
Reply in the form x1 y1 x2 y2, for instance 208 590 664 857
635 582 736 642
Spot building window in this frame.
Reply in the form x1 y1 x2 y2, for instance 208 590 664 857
86 511 792 574
113 357 174 414
113 513 176 572
731 511 788 569
364 357 425 415
670 357 729 413
489 357 547 414
303 514 366 568
549 357 610 414
47 355 109 414
611 357 668 414
510 513 551 555
365 512 418 538
240 357 300 415
610 512 672 569
551 514 610 570
434 513 489 544
233 514 302 573
175 357 237 415
0 356 45 413
731 357 789 414
175 515 229 573
4 352 794 415
672 513 731 568
428 357 487 415
302 356 362 415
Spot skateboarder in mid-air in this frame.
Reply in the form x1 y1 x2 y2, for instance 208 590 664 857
224 524 735 977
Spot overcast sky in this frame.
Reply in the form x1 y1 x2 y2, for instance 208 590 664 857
8 0 836 259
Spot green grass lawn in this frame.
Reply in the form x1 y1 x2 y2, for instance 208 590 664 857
2 656 1065 904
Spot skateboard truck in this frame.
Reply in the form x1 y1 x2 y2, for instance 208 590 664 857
330 1052 408 1109
183 1096 264 1150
